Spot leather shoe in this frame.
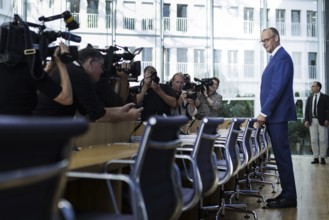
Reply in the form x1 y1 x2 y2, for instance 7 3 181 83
266 198 297 209
311 158 319 164
266 194 282 203
321 158 326 164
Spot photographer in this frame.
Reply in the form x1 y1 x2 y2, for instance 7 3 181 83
195 77 222 118
95 63 131 107
169 72 197 119
0 42 73 116
135 66 177 121
34 47 143 122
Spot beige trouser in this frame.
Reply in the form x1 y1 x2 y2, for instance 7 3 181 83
310 118 328 158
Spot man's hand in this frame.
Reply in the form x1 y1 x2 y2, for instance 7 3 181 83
151 81 161 93
142 77 152 89
121 103 143 121
325 120 329 127
257 114 266 126
304 121 310 128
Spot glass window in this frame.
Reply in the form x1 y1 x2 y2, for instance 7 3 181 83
142 48 152 62
244 7 254 34
194 49 205 79
307 11 317 37
308 52 317 79
87 0 98 14
163 4 170 31
244 50 254 78
291 10 301 36
177 4 187 32
141 2 154 30
123 1 136 30
177 4 187 18
228 50 238 78
177 48 188 73
163 3 170 17
276 9 286 35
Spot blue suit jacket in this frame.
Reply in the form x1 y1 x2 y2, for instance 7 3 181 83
260 47 297 123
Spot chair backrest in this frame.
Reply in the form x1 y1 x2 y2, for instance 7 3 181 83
192 117 224 197
240 118 257 166
251 124 261 160
254 124 267 157
0 116 88 220
132 115 188 220
225 118 245 176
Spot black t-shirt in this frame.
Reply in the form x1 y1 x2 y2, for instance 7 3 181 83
34 62 106 121
140 83 176 121
95 77 124 107
0 63 61 116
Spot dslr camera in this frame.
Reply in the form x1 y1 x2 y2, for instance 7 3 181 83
150 71 160 84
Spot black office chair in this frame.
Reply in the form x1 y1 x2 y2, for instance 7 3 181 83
228 118 265 203
245 125 276 193
257 126 279 184
208 118 258 220
178 117 224 216
68 115 189 220
0 115 88 220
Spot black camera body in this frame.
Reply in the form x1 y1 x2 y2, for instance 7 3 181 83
182 77 213 100
0 21 30 66
194 78 213 92
100 45 143 82
150 71 160 84
186 90 197 100
0 13 80 68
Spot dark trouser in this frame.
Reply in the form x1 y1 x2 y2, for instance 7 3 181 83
266 122 297 200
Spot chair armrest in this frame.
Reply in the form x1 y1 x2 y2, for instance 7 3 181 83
66 171 145 217
176 147 193 152
174 154 202 211
58 199 75 220
104 159 136 172
175 154 195 182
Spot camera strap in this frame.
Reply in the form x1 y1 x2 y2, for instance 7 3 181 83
14 14 42 80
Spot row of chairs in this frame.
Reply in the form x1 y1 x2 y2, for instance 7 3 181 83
0 115 276 220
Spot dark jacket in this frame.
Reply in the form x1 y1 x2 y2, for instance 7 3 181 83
304 92 329 126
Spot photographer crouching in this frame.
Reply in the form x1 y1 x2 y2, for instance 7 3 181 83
169 72 197 119
134 66 177 121
195 77 222 118
0 42 73 116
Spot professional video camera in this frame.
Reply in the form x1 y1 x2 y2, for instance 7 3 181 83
0 12 80 79
183 77 213 100
96 45 143 82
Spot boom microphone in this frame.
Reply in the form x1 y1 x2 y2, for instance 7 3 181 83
58 31 81 43
38 11 79 31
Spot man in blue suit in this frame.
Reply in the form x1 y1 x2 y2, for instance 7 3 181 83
257 27 297 208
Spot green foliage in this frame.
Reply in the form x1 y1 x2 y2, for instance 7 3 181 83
219 100 254 117
288 119 309 146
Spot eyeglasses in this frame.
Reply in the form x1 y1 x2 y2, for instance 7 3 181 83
260 35 275 44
